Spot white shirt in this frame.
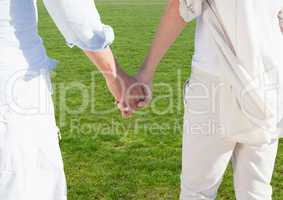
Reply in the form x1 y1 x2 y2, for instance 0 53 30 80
0 0 114 70
192 16 222 75
180 0 283 76
180 0 283 139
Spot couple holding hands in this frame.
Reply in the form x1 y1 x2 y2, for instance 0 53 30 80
1 0 283 199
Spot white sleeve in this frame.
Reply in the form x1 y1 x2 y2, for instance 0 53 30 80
179 0 204 22
42 0 114 51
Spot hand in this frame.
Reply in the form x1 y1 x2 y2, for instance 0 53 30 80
106 71 146 118
134 71 153 109
117 73 146 118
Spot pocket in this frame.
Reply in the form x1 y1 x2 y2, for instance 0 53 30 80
44 70 53 95
184 75 213 115
183 79 191 106
38 124 64 171
183 72 225 136
7 113 63 171
0 106 13 172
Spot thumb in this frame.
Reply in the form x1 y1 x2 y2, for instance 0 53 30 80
117 100 133 118
137 84 152 108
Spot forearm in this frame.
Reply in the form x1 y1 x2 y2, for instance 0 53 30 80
85 48 132 103
139 0 187 82
85 48 124 82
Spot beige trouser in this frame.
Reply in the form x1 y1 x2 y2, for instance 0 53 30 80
180 68 279 200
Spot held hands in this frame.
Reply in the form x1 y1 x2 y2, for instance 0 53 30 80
118 71 152 118
105 69 152 117
84 49 152 116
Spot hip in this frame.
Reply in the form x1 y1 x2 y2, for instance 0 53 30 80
183 68 283 144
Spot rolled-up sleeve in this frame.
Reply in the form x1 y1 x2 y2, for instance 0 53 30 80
179 0 204 22
42 0 114 52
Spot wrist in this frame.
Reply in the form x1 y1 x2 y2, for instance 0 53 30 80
138 59 157 82
104 68 124 83
136 68 154 83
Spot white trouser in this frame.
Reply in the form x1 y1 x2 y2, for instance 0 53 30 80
180 68 279 200
0 68 67 200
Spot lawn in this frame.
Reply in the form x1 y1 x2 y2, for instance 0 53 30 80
37 0 283 199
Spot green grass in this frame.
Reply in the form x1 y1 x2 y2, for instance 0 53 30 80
37 0 283 199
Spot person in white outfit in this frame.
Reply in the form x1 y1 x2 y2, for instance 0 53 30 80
0 0 143 199
126 0 283 199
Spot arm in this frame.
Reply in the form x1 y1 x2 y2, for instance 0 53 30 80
42 0 119 82
137 0 203 82
137 0 187 83
42 0 114 51
42 0 141 110
136 0 203 107
84 48 125 101
135 0 203 107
